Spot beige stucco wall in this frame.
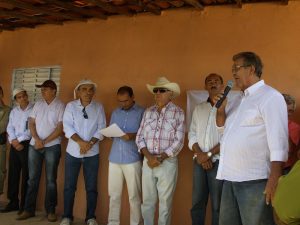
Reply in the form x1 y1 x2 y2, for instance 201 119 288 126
1 2 300 224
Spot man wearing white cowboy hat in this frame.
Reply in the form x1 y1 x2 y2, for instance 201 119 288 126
1 88 33 214
18 79 65 222
136 76 185 225
60 79 106 225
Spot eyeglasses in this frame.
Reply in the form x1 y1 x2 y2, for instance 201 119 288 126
232 65 250 73
153 88 169 94
82 107 88 119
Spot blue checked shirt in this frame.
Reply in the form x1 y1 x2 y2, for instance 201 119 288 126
109 103 144 164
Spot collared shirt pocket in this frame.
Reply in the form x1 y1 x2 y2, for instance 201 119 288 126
240 109 264 127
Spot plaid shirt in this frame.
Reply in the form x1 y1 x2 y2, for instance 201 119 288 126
136 101 185 157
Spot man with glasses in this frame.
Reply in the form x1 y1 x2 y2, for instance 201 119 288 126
215 52 288 225
60 79 106 225
107 86 144 225
17 80 65 222
1 88 33 214
189 73 224 225
136 77 185 225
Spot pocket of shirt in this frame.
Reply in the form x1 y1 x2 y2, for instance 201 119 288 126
144 118 156 131
48 110 59 123
164 119 177 132
240 109 264 127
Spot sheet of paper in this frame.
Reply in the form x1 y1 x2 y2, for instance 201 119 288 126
100 123 125 137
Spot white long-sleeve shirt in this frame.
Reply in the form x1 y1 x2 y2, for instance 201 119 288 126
217 80 288 182
188 100 220 162
7 103 34 143
63 99 106 158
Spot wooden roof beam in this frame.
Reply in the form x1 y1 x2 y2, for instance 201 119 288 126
1 0 86 21
86 0 133 16
43 0 107 20
182 0 204 10
127 0 161 15
235 0 242 8
0 9 61 24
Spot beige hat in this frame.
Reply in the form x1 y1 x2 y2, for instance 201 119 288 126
146 77 180 97
13 88 26 98
74 79 97 99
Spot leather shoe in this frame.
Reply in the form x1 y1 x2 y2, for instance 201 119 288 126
47 213 57 222
16 211 35 220
1 202 19 213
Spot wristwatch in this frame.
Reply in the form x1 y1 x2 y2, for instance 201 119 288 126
89 140 96 145
207 151 212 158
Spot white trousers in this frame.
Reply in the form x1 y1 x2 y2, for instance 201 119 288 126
142 157 178 225
108 161 142 225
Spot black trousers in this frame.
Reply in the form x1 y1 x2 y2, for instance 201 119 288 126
7 140 30 210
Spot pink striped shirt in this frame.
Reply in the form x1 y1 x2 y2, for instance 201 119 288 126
136 101 185 157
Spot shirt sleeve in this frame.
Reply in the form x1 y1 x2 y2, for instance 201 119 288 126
58 102 65 122
29 102 38 119
63 103 77 139
0 107 10 133
6 109 16 143
92 103 106 141
135 110 147 151
188 106 198 151
262 94 289 162
164 109 186 157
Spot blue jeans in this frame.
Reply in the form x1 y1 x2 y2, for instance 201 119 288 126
63 153 99 221
24 144 61 214
219 180 275 225
191 160 223 225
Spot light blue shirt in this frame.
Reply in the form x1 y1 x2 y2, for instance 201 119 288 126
7 102 34 143
63 99 106 158
109 103 144 164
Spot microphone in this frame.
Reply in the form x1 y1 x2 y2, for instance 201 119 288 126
215 80 234 109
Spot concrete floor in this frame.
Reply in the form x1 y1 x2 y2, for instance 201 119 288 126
0 202 85 225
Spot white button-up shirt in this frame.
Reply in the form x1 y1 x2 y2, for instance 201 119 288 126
7 103 34 143
63 99 106 158
188 100 220 162
217 80 288 182
29 97 65 147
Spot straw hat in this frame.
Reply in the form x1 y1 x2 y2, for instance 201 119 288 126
74 79 97 99
13 88 26 98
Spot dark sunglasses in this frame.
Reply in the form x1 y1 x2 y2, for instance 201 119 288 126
153 88 169 94
82 107 88 119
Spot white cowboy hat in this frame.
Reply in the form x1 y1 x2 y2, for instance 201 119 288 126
74 79 97 99
146 77 180 97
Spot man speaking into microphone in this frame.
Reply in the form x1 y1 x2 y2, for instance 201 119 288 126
214 52 288 225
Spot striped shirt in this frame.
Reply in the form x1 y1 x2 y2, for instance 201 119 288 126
136 101 185 157
217 80 288 181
